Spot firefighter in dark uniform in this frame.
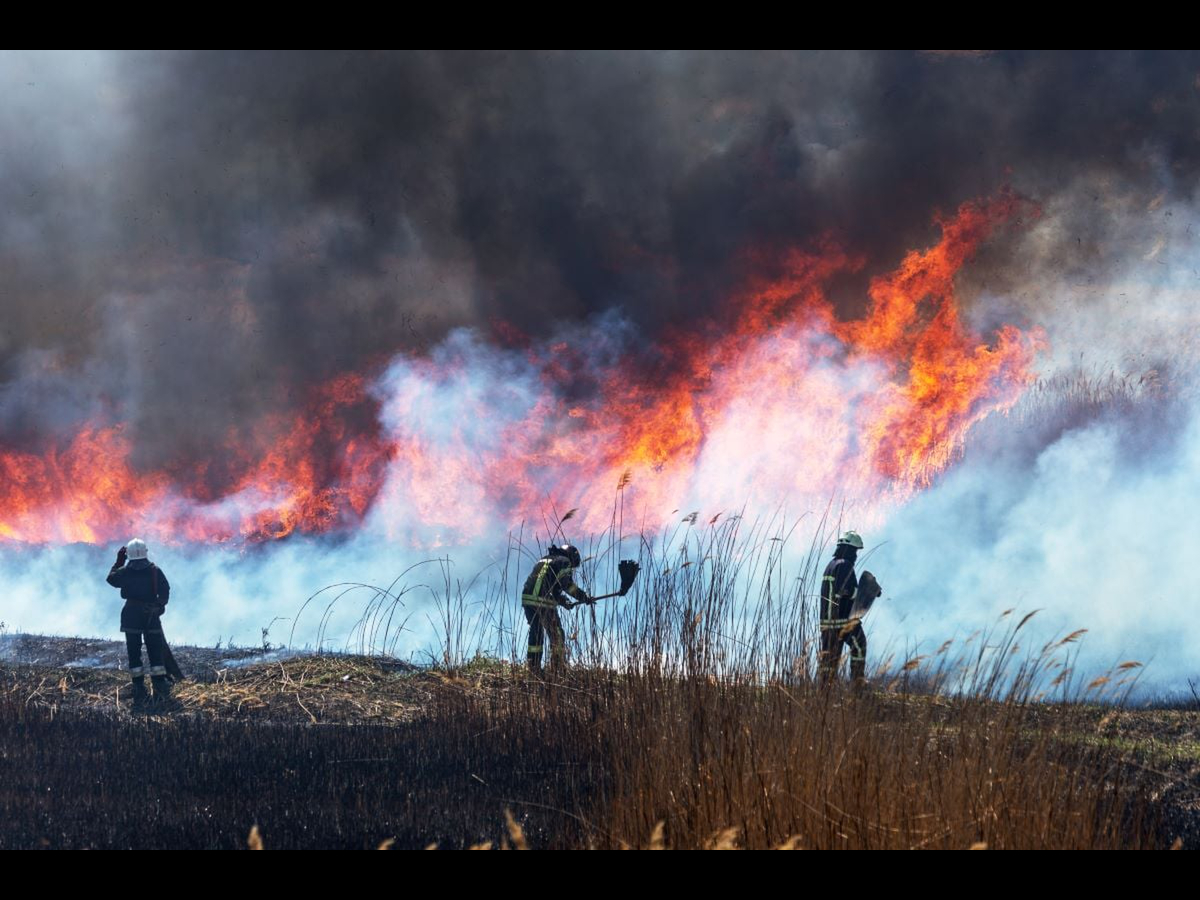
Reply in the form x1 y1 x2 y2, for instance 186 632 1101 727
107 538 172 708
819 530 867 684
521 544 592 674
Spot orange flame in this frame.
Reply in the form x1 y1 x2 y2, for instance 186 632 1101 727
836 193 1044 486
0 375 391 546
1 195 1042 548
376 194 1042 542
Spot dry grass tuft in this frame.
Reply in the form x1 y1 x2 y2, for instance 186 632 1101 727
706 827 741 850
646 821 666 850
504 810 529 850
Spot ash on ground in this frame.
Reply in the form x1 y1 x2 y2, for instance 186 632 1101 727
0 632 292 681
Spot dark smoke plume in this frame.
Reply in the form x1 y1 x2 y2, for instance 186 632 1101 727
3 50 1200 469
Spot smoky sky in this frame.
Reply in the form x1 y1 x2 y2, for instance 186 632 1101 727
3 50 1200 468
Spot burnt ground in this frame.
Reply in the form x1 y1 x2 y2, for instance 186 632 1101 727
1023 703 1200 849
0 631 428 724
0 632 269 676
0 633 1196 848
0 633 541 849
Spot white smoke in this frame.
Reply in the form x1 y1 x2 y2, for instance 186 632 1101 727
870 398 1200 696
866 198 1200 696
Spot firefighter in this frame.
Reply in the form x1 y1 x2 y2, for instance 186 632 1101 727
819 530 867 684
107 538 173 708
520 544 593 674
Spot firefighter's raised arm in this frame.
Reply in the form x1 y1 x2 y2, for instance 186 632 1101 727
107 545 128 587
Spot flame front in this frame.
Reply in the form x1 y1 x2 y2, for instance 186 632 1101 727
0 375 392 546
0 196 1042 548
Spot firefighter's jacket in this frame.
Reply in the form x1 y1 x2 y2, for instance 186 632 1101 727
522 554 590 608
107 559 171 634
820 557 858 629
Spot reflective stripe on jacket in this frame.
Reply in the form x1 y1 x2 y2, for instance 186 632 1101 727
820 558 857 627
521 555 587 607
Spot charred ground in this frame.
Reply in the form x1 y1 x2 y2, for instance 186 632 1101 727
0 634 1195 850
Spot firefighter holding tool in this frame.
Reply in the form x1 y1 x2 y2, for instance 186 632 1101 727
521 544 640 675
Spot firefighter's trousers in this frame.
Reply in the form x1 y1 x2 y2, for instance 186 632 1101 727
523 603 566 674
126 631 168 681
819 620 867 683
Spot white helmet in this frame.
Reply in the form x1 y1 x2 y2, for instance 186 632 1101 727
126 538 149 560
836 530 864 550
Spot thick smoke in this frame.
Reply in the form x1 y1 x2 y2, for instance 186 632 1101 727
5 51 1200 462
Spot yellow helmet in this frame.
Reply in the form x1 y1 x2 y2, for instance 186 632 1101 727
837 530 864 550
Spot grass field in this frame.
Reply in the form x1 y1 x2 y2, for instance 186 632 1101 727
1 627 1194 848
2 371 1194 849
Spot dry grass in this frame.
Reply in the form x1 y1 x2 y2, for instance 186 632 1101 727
371 504 1181 849
0 494 1189 848
0 643 1183 848
416 667 1162 849
1 653 434 725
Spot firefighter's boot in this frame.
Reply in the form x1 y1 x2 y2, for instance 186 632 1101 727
130 677 150 711
150 675 178 710
850 659 867 693
526 647 544 678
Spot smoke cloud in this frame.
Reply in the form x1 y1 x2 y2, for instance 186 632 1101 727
2 52 1199 691
5 51 1200 453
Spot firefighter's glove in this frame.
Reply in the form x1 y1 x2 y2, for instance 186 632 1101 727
116 546 128 567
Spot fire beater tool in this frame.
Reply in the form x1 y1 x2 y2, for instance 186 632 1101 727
161 633 184 683
574 559 641 604
151 565 185 682
849 570 883 620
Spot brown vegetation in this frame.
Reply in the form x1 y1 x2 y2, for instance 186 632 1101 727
1 478 1194 849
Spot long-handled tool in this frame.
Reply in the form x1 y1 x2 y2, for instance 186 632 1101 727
161 631 185 683
151 566 185 683
579 559 641 604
